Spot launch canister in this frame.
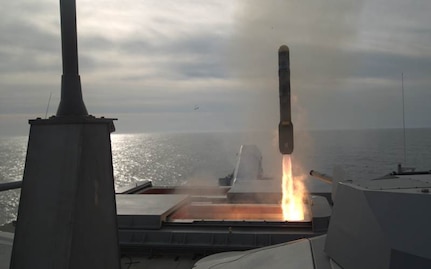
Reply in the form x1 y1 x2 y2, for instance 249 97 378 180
278 45 294 154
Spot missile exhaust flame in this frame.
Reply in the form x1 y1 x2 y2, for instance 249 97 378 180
281 155 306 221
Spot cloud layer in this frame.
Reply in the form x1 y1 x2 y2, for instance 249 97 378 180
1 0 431 136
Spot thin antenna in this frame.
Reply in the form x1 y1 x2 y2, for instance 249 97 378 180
45 92 52 119
401 73 407 165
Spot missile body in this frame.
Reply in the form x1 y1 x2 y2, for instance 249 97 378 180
278 45 294 154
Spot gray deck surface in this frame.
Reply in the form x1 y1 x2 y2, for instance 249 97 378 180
120 254 198 269
0 232 335 269
355 174 431 191
117 194 189 229
194 238 316 269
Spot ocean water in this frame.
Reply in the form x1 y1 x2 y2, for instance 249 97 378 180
1 128 431 226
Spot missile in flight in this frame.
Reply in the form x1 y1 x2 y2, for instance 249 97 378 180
278 45 294 155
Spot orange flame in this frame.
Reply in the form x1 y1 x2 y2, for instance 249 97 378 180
281 155 306 221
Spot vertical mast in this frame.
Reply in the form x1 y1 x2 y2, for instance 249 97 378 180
402 73 406 165
56 0 88 116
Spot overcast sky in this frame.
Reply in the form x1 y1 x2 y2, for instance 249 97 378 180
1 0 431 136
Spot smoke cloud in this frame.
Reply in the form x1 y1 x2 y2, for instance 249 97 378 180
228 0 364 129
225 0 364 177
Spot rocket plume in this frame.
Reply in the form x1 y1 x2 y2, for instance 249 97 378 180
281 155 305 221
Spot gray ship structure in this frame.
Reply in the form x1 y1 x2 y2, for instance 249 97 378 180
194 167 431 269
115 144 331 255
1 0 431 268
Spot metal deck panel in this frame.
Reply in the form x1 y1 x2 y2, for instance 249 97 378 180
193 238 315 269
352 176 431 191
117 194 189 229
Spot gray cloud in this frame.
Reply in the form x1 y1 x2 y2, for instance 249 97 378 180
77 32 230 80
1 0 431 136
223 0 431 132
353 51 431 81
0 23 60 73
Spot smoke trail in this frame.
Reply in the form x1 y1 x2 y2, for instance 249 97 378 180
227 0 364 176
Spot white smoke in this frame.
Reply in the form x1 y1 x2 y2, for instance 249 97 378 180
226 0 365 177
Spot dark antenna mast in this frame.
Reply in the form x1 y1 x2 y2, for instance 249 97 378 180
401 73 407 165
56 0 88 116
44 92 52 119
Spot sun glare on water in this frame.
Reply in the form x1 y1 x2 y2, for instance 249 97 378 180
281 155 306 221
